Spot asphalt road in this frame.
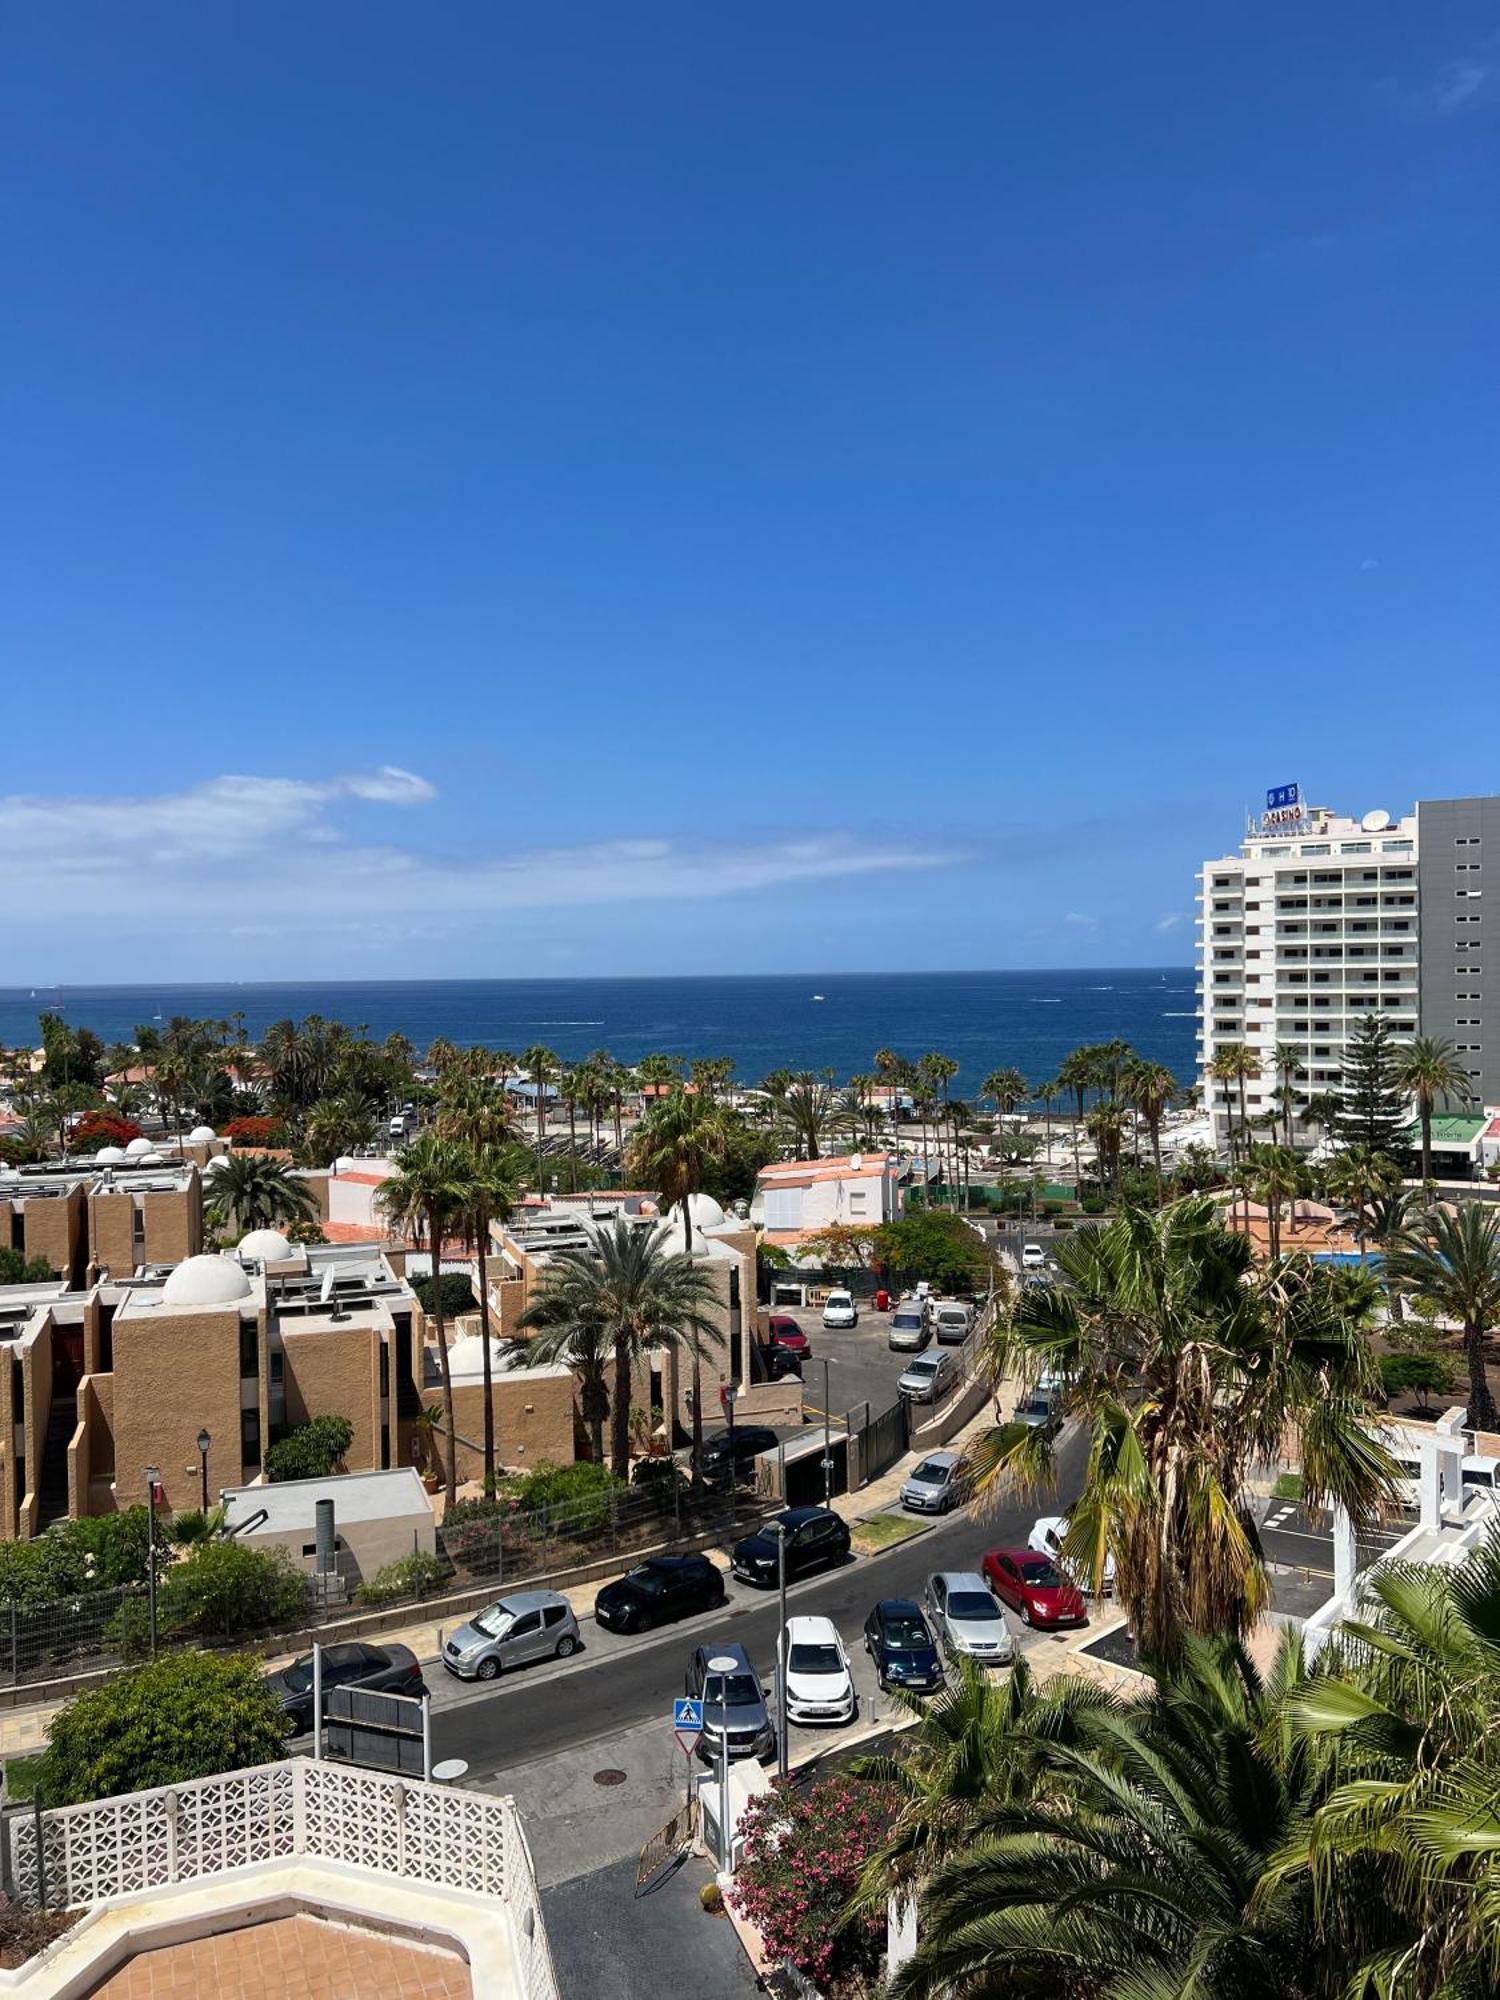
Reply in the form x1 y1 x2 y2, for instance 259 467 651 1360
431 1432 1086 1783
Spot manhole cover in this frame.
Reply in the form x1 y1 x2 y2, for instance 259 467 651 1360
594 1768 628 1787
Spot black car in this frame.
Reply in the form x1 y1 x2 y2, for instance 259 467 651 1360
863 1597 944 1695
756 1344 804 1382
267 1642 426 1737
730 1505 851 1588
700 1424 780 1482
594 1553 726 1634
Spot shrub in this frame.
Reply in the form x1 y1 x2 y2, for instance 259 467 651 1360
411 1271 477 1318
35 1652 288 1805
68 1112 143 1154
220 1115 284 1145
0 1508 161 1607
730 1776 894 1987
631 1456 688 1512
0 1248 57 1287
264 1414 354 1483
355 1549 450 1606
159 1539 309 1640
1380 1351 1456 1412
69 1507 158 1589
516 1459 625 1534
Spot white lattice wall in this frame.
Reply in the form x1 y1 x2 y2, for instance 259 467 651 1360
9 1758 558 2000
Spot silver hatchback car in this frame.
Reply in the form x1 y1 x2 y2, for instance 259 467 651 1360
442 1589 580 1681
923 1571 1015 1667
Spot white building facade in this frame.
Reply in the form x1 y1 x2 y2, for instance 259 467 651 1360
1197 794 1421 1145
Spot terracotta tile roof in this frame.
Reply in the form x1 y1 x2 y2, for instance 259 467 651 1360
335 1170 390 1187
321 1222 392 1244
757 1152 895 1188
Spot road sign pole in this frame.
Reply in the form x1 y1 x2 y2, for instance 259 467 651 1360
775 1525 789 1780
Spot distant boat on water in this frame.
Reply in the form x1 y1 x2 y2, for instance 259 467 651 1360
811 993 825 1002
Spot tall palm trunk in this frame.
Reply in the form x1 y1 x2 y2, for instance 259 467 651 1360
682 1204 705 1480
1071 1089 1084 1189
1236 1074 1250 1232
566 1093 579 1191
1465 1315 1497 1431
610 1332 633 1478
429 1211 458 1507
1150 1119 1163 1205
1420 1095 1433 1199
476 1214 496 1490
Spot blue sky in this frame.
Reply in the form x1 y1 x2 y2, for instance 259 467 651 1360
3 3 1497 981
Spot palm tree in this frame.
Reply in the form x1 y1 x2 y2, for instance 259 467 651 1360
972 1198 1396 1660
980 1067 1028 1131
1055 1048 1094 1191
1385 1202 1500 1430
1272 1532 1500 1992
1302 1089 1341 1150
436 1082 521 1491
847 1655 1113 1918
1122 1058 1176 1199
1034 1075 1060 1179
1393 1034 1475 1199
300 1092 378 1165
1322 1142 1400 1260
920 1054 960 1207
887 1633 1333 2000
517 1219 723 1478
1211 1041 1262 1228
507 1306 615 1466
377 1136 477 1507
626 1089 731 1474
1084 1100 1128 1201
781 1072 838 1163
206 1154 320 1235
519 1043 558 1183
1243 1142 1304 1259
1272 1040 1305 1148
872 1047 909 1138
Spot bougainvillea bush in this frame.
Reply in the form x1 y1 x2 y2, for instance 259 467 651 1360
69 1113 143 1154
730 1775 894 1991
220 1115 285 1146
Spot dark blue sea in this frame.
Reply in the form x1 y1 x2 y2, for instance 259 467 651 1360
0 971 1197 1097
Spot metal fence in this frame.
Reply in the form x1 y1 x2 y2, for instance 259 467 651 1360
0 1476 770 1692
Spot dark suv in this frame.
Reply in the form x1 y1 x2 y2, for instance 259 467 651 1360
267 1642 425 1737
594 1553 726 1634
700 1424 779 1482
730 1506 851 1587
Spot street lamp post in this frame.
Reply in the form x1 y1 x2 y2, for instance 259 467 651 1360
144 1466 160 1659
771 1522 789 1779
820 1356 834 1504
196 1429 211 1512
707 1652 739 1879
722 1384 738 1528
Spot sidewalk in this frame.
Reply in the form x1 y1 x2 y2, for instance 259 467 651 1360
0 1379 1016 1762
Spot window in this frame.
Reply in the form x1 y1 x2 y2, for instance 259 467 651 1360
239 1319 259 1378
241 1407 261 1471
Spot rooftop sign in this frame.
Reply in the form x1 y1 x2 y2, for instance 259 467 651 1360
1262 783 1304 831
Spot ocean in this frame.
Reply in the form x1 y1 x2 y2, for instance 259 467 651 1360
0 971 1197 1098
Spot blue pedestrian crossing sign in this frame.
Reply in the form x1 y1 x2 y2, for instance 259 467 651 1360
672 1697 703 1755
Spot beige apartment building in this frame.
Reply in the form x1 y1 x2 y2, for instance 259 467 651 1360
0 1235 576 1541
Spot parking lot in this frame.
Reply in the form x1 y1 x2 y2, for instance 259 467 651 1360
756 1298 975 1435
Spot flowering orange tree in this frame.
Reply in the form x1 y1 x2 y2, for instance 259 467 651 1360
730 1775 894 1990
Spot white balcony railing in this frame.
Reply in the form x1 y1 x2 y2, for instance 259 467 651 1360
9 1758 558 2000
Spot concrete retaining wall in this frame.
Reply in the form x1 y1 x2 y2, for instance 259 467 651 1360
909 1371 991 1454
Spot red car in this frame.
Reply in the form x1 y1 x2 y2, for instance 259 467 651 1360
981 1547 1088 1629
767 1314 811 1358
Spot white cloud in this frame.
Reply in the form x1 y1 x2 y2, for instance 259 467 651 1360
1063 912 1098 930
1154 911 1187 933
1361 557 1380 572
0 767 962 932
1428 56 1493 112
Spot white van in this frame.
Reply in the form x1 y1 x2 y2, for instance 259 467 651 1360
932 1300 972 1347
1020 1242 1046 1271
888 1298 930 1352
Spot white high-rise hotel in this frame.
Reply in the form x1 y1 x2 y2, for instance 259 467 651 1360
1197 787 1500 1145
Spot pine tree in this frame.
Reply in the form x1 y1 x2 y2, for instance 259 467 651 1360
1335 1013 1408 1156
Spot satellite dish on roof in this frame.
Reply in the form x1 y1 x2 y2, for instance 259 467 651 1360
849 1153 863 1170
319 1268 334 1306
1362 809 1392 832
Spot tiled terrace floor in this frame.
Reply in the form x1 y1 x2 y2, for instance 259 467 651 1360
87 1911 472 1998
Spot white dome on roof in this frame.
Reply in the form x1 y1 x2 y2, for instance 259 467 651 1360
162 1254 253 1308
94 1147 126 1164
188 1125 216 1145
446 1334 510 1379
666 1192 726 1232
138 1152 164 1167
124 1138 154 1159
203 1155 229 1177
237 1228 295 1265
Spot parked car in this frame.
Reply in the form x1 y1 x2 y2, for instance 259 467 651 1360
730 1505 851 1587
442 1590 581 1681
932 1299 972 1345
1014 1386 1058 1429
781 1614 856 1725
923 1571 1016 1666
1021 1242 1046 1270
756 1343 804 1382
1029 1514 1116 1597
700 1423 780 1482
900 1449 964 1514
897 1350 956 1404
766 1314 811 1359
685 1640 773 1762
594 1554 725 1635
269 1642 425 1737
888 1299 930 1352
981 1546 1088 1629
863 1598 944 1694
821 1289 858 1329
